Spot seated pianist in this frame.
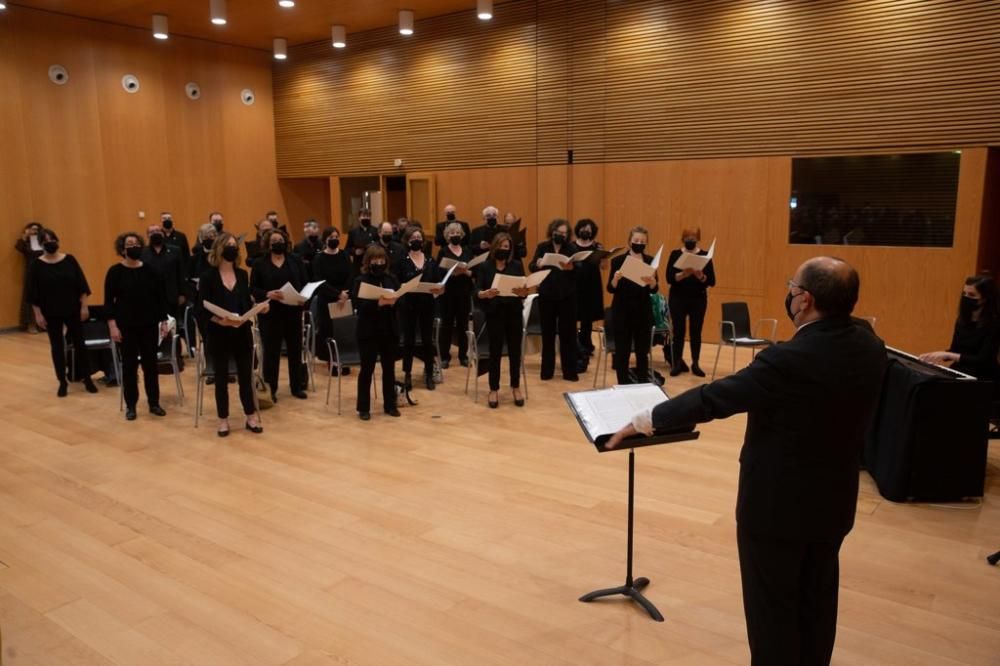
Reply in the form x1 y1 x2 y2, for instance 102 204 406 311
919 275 1000 387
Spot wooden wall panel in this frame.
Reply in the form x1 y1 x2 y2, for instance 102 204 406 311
0 9 285 328
435 166 541 247
278 179 332 232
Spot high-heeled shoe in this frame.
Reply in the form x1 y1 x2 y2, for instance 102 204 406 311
488 391 499 409
512 389 525 407
245 419 263 434
217 420 230 437
57 381 68 397
83 377 98 393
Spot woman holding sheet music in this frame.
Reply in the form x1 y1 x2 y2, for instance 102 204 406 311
437 222 474 369
398 226 442 391
351 245 400 420
666 227 716 377
476 232 529 408
312 227 353 369
250 229 309 402
608 226 659 385
197 233 265 436
572 218 606 361
529 219 580 382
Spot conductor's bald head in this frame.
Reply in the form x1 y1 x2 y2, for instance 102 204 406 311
792 257 861 325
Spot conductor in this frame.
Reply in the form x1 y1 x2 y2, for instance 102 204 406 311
606 257 887 665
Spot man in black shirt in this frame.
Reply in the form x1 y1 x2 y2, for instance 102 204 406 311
434 204 471 247
209 211 224 234
294 218 323 267
377 222 407 273
469 205 500 256
160 211 190 273
347 208 378 272
141 223 186 318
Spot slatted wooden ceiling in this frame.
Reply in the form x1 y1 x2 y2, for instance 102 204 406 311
273 0 1000 177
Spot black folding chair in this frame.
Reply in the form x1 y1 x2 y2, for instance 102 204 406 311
711 302 777 380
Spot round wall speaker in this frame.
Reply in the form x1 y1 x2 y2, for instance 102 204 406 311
185 82 201 100
48 65 69 85
240 88 255 106
121 74 140 93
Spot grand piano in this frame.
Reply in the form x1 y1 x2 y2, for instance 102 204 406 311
864 347 995 502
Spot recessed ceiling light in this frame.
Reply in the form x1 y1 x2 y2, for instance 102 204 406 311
477 0 493 20
278 0 295 7
210 0 227 25
332 25 347 48
274 37 288 60
152 14 169 40
399 10 414 36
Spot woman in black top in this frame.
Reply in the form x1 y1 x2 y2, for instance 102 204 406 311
105 233 170 420
529 219 580 382
312 226 353 367
16 221 44 331
607 226 659 385
572 218 606 360
920 275 1000 384
197 234 265 436
437 221 475 368
189 223 217 282
351 246 401 420
251 229 309 402
398 226 443 391
27 228 98 397
666 227 716 377
476 232 530 408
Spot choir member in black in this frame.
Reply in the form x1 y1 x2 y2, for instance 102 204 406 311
311 226 353 370
250 229 309 402
469 206 500 256
16 221 44 331
435 204 471 247
105 232 169 420
245 218 275 268
920 275 1000 384
573 218 605 358
197 234 265 436
141 223 187 319
398 226 443 391
476 232 530 408
377 221 407 273
351 246 401 420
666 227 716 377
27 228 98 397
607 226 659 385
189 223 217 283
529 219 579 382
347 208 378 273
500 212 529 261
294 219 323 268
209 211 225 234
160 211 190 274
437 222 474 368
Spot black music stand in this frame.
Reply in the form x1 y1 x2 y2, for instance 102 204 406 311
565 389 700 622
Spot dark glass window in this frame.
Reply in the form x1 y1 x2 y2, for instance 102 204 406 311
789 152 960 247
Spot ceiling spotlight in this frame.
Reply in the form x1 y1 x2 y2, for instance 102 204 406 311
0 2 7 10
278 0 295 7
210 0 227 25
477 0 493 20
274 37 288 60
331 25 346 49
152 14 169 40
399 9 414 36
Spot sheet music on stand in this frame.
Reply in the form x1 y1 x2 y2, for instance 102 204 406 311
565 383 698 450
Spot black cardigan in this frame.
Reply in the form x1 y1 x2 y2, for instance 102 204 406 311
351 273 401 341
197 266 253 334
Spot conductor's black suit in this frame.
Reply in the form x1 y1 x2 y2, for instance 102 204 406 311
648 316 886 665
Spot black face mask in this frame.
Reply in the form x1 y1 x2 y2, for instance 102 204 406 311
684 239 697 251
959 295 981 317
448 235 462 246
369 263 386 275
494 248 511 261
201 239 215 251
222 246 239 262
360 218 371 227
162 218 173 230
409 239 424 252
267 218 278 227
486 217 497 228
270 242 287 255
43 241 59 254
577 229 593 241
150 233 165 247
785 291 798 322
125 246 143 260
327 237 340 250
212 221 223 232
552 233 566 245
381 234 393 244
630 243 646 255
446 212 456 221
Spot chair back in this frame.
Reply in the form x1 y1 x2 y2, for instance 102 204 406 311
720 302 752 341
524 297 542 336
329 314 362 366
601 307 616 353
470 308 491 360
80 320 113 349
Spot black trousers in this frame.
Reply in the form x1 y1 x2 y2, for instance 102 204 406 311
260 311 304 394
540 296 577 379
438 290 471 362
120 324 160 409
486 307 523 391
669 294 707 365
402 303 435 376
207 325 256 419
578 319 596 354
612 321 651 385
357 334 397 413
44 315 91 382
737 526 844 666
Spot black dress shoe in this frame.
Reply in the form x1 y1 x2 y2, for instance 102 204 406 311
563 375 579 382
245 420 263 434
425 375 435 390
384 408 401 417
83 378 98 393
691 363 705 377
149 405 167 417
57 381 68 397
540 373 554 381
206 376 215 386
513 390 525 407
359 412 371 421
441 359 450 369
669 366 683 377
488 392 499 409
292 390 308 399
459 358 470 368
125 409 137 421
679 359 690 373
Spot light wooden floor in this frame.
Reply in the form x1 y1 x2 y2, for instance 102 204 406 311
0 331 997 665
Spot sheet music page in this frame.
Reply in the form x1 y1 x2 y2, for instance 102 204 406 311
539 253 570 268
300 280 325 300
620 255 655 286
525 269 551 289
490 273 525 297
466 252 489 269
239 301 270 322
357 282 393 300
29 235 43 252
672 239 716 271
328 299 353 318
278 282 306 305
395 274 425 297
650 245 664 270
569 250 594 262
438 262 458 285
202 300 239 320
568 384 668 441
438 257 464 270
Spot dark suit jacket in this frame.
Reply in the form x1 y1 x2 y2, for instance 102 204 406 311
651 316 887 542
